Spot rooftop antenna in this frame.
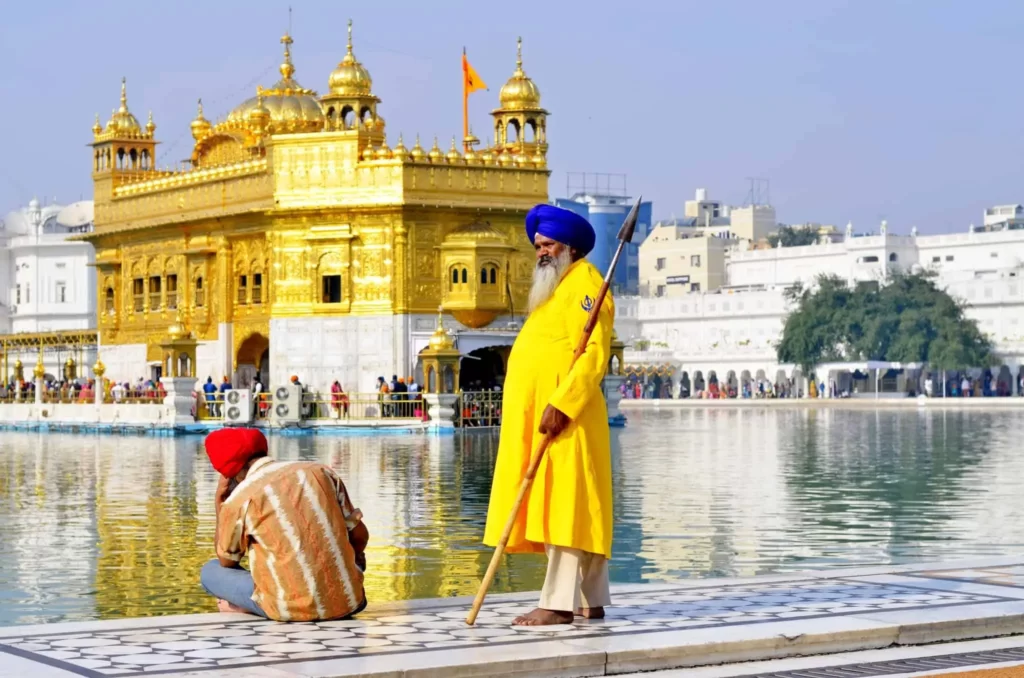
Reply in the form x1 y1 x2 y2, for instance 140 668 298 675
744 177 770 207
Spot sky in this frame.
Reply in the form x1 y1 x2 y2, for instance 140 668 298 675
1 0 1022 234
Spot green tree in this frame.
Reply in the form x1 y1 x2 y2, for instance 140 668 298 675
766 225 820 248
777 272 993 373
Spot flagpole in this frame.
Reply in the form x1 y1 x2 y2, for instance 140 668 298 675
462 47 469 152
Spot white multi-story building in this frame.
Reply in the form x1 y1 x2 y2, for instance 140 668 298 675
1 199 97 379
620 206 1024 395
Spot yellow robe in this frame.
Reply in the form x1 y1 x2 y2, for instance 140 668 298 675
483 259 614 558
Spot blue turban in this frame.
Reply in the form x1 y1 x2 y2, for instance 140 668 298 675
525 204 596 256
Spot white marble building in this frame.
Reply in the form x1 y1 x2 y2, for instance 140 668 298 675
1 199 97 379
619 207 1024 394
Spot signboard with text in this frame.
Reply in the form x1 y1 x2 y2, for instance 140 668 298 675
666 275 691 285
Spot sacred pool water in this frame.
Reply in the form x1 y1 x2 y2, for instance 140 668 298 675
1 406 1022 625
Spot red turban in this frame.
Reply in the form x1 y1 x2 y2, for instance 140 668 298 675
204 428 267 478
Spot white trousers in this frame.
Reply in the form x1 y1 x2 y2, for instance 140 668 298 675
538 544 611 612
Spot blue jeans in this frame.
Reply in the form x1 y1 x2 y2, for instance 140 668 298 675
200 560 267 618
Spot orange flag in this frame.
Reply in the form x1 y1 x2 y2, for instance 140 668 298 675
463 50 487 95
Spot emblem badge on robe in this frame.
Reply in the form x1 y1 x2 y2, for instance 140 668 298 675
581 295 594 312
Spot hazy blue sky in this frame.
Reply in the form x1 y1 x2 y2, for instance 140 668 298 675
1 0 1021 233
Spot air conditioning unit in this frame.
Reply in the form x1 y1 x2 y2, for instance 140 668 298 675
223 389 251 424
270 383 303 425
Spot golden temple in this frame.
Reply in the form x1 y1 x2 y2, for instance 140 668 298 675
82 23 549 389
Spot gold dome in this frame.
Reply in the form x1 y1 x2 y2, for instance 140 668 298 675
225 33 324 135
410 135 426 161
190 99 212 140
446 137 462 164
428 137 444 163
328 21 373 97
167 316 189 341
92 114 102 136
498 38 542 109
106 78 142 135
247 89 271 133
145 111 156 135
375 137 392 159
392 134 408 161
427 309 455 351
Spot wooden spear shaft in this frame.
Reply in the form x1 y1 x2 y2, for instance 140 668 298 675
466 197 642 625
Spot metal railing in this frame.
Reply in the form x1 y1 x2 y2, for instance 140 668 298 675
456 390 503 427
302 393 426 421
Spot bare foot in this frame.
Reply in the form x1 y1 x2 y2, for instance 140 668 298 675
216 599 249 614
512 608 573 626
575 607 605 619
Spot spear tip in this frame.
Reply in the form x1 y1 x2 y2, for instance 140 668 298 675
617 196 643 243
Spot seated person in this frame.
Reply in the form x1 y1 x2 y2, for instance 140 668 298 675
200 428 368 621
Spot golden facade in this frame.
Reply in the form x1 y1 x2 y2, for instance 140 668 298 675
83 24 549 384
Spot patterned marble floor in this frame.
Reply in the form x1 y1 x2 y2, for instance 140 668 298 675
0 573 1012 677
915 565 1024 589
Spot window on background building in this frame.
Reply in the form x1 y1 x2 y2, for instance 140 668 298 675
860 255 879 263
166 274 178 310
656 257 666 271
691 255 701 267
946 255 954 261
15 284 20 305
932 256 941 263
149 276 162 310
133 278 144 312
655 285 665 297
194 277 205 307
252 273 263 304
322 275 342 303
25 283 30 303
105 287 114 313
690 282 701 292
992 252 999 258
237 275 248 305
888 253 898 262
56 282 66 303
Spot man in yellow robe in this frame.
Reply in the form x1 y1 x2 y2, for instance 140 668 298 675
484 204 614 626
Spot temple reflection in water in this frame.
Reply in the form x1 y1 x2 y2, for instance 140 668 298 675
1 407 1024 624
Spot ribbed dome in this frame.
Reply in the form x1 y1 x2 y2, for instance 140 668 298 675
498 38 541 109
106 78 142 134
328 21 373 97
225 34 325 135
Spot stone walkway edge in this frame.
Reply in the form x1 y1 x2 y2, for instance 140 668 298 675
3 556 1024 678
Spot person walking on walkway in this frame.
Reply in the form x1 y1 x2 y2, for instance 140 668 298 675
483 204 613 627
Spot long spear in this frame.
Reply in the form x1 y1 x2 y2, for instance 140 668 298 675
466 196 643 625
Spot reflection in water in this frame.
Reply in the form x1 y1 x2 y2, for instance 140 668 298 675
1 407 1023 625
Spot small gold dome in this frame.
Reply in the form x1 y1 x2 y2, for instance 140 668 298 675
392 134 408 161
167 319 187 341
446 137 462 164
190 99 212 140
427 309 455 350
92 359 106 377
464 147 478 164
531 148 546 168
498 150 514 166
410 135 426 161
106 78 142 135
145 111 156 135
362 143 377 161
247 89 271 132
498 38 542 109
428 137 444 163
328 21 373 97
514 151 529 167
92 114 102 136
481 141 495 165
375 137 392 159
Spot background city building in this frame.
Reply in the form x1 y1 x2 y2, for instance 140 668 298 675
620 198 1024 393
1 199 97 381
555 173 652 295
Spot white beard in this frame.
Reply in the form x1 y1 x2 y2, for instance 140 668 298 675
528 248 573 313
